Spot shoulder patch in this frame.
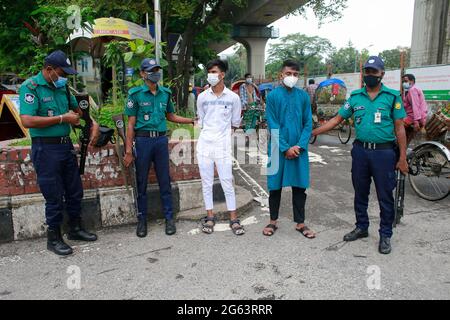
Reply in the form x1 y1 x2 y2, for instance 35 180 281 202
344 101 351 110
24 93 35 104
126 99 135 109
395 102 402 110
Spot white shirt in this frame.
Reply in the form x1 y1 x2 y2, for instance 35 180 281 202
196 87 242 158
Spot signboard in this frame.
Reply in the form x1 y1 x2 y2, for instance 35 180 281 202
406 65 450 101
0 94 28 141
382 70 402 91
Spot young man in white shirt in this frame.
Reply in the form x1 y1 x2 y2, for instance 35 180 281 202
196 59 245 236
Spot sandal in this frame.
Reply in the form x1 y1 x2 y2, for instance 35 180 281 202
297 225 316 239
263 224 278 237
201 216 216 234
230 219 245 236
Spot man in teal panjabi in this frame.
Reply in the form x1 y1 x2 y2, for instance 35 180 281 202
123 58 195 238
263 60 315 239
312 56 409 255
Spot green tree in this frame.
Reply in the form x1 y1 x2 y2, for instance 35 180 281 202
266 33 334 78
328 42 370 74
379 47 410 70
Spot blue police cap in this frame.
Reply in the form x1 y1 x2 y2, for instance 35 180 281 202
140 58 161 72
363 56 385 71
44 50 78 75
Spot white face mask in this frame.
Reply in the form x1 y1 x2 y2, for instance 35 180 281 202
283 76 299 88
246 78 253 84
207 73 220 87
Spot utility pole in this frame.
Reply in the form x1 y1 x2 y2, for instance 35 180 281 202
154 0 162 78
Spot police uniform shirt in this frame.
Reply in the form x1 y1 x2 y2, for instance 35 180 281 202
338 84 407 144
124 84 174 132
19 71 78 137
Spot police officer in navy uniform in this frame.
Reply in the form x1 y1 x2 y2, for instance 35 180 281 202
123 58 195 238
312 56 409 254
19 50 100 256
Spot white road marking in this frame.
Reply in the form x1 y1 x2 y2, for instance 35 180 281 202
309 152 328 165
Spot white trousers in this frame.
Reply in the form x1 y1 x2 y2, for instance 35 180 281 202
197 154 236 211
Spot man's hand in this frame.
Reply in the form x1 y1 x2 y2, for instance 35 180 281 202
396 157 409 175
414 121 421 132
62 111 80 126
89 121 100 147
285 147 301 160
123 151 134 168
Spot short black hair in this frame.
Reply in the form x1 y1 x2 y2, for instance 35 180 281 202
281 59 300 72
206 59 228 73
244 73 252 78
309 79 315 85
404 74 416 83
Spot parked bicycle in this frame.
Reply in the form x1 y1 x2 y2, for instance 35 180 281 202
407 107 450 201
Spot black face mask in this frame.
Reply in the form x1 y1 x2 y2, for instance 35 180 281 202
363 75 382 88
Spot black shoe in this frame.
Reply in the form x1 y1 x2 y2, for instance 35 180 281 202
67 218 97 242
137 218 148 238
165 219 176 236
343 228 369 242
47 228 73 256
379 237 392 255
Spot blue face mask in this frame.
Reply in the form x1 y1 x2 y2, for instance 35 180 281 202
51 69 68 88
146 71 161 83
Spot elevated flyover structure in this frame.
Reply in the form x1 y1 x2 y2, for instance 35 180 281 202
210 0 309 79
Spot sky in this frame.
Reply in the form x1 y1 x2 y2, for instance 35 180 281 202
221 0 415 56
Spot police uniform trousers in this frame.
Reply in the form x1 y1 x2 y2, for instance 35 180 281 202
135 135 173 220
351 142 398 238
31 140 83 229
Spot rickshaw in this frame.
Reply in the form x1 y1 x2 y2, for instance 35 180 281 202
309 78 352 145
407 103 450 201
232 80 269 154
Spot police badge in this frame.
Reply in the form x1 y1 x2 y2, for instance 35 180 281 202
48 109 55 117
144 114 150 121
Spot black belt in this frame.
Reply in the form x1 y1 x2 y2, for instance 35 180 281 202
32 136 72 144
354 140 395 150
135 130 167 138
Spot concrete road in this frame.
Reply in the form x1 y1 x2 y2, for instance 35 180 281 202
0 134 449 300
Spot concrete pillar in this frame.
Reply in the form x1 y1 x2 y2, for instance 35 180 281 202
410 0 450 67
236 37 269 81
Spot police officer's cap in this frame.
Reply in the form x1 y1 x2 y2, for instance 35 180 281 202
141 58 161 72
363 56 385 71
44 50 78 75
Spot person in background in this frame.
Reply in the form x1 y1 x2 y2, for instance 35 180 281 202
305 79 319 114
239 73 259 111
402 74 428 145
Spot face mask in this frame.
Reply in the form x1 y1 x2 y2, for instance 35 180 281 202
283 76 298 88
402 82 411 90
146 71 161 83
246 78 253 84
363 75 382 88
207 73 220 87
51 69 68 88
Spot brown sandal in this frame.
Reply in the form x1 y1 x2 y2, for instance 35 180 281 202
263 224 278 237
297 226 316 239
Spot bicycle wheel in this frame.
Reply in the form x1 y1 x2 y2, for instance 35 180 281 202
408 146 450 201
338 121 352 144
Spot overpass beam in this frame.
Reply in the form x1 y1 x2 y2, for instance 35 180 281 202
233 25 279 81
